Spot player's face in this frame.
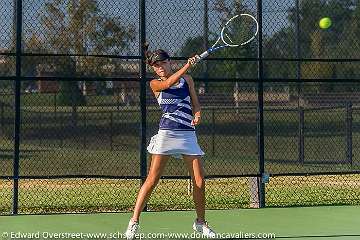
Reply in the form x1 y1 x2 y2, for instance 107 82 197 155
152 60 171 78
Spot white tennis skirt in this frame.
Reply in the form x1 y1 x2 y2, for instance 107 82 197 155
147 129 205 159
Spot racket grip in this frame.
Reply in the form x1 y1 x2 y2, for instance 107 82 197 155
196 51 209 62
200 51 209 59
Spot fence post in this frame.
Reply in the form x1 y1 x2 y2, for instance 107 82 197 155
54 92 57 113
202 0 209 91
211 108 215 156
110 111 113 151
139 0 148 212
299 106 304 164
39 112 42 145
12 0 23 215
256 0 265 208
54 92 59 146
295 0 304 165
83 112 86 149
60 108 64 148
346 102 353 165
1 103 4 132
117 89 120 110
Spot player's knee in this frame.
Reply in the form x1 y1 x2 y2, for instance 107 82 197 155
145 175 160 189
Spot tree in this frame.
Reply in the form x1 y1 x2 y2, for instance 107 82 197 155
22 33 50 91
40 0 135 56
335 0 360 88
263 28 298 95
212 0 257 78
296 0 354 92
263 0 355 93
35 0 136 101
178 0 257 94
178 36 206 79
301 31 334 92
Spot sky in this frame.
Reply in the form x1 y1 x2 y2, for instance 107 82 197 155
0 0 295 55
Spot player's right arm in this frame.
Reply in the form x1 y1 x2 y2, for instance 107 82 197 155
150 57 197 92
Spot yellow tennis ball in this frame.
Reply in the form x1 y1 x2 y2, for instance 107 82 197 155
319 17 332 29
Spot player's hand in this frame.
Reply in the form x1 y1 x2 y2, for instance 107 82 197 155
188 55 199 66
191 115 201 126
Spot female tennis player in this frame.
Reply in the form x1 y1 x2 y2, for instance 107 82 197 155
125 45 216 239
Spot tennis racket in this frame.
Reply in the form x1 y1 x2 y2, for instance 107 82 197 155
196 13 259 62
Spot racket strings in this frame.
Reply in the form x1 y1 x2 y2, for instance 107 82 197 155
222 15 258 46
224 33 235 44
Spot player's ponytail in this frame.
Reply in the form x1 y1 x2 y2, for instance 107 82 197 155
143 42 170 66
144 42 152 65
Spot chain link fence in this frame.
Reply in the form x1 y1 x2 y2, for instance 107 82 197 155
1 0 360 215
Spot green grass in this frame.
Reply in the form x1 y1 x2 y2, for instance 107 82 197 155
1 132 359 178
1 98 360 214
1 175 359 215
0 93 119 107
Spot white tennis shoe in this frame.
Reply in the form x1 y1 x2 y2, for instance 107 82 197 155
125 219 139 240
192 219 217 238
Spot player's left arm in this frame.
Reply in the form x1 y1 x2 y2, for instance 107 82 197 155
183 74 201 126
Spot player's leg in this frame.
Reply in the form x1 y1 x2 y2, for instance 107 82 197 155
132 154 169 221
125 154 169 240
183 154 205 221
183 155 216 238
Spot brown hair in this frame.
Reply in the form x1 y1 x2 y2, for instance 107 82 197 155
144 42 170 66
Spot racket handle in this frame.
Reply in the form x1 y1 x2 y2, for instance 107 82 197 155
196 51 210 62
200 51 210 59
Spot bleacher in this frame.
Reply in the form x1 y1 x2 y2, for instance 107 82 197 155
147 91 292 107
303 93 360 106
198 93 234 106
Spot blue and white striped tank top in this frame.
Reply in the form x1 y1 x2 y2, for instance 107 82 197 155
156 77 195 131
